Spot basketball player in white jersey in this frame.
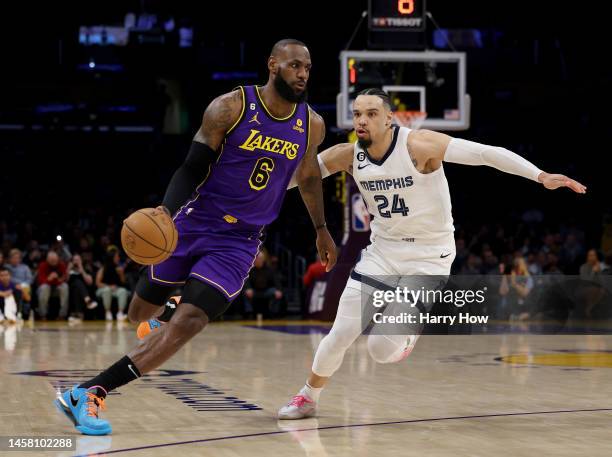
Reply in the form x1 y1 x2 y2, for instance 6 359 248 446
278 88 586 419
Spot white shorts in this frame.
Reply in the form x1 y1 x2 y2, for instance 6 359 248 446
352 235 455 282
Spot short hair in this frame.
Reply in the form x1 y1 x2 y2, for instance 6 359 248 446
357 88 392 110
0 266 9 273
270 38 307 56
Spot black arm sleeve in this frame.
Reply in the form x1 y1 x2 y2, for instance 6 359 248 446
162 141 220 215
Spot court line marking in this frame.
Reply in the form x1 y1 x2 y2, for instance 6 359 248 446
73 407 612 456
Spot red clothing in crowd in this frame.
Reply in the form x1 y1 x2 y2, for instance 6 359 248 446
37 261 67 286
303 261 326 288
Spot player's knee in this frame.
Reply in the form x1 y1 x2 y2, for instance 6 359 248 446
367 335 407 364
326 326 356 351
169 305 209 339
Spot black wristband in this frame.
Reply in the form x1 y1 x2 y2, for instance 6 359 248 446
315 222 327 230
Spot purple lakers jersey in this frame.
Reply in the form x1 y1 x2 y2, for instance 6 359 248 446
179 85 310 233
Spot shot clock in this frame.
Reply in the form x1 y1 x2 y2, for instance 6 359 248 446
368 0 427 32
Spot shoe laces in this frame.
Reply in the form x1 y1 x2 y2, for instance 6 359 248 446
288 395 312 408
85 392 106 418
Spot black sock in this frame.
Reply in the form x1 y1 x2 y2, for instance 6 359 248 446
157 298 178 322
79 356 141 398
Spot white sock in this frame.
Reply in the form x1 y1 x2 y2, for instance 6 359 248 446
300 382 323 402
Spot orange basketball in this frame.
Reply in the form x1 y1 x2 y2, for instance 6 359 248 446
121 208 178 265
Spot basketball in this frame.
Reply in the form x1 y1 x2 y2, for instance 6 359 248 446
121 208 178 265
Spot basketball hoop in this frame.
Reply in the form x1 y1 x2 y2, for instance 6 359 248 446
394 111 427 130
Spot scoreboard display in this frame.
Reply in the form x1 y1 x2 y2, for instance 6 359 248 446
368 0 427 32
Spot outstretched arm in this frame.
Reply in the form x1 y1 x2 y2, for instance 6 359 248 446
407 129 586 194
295 110 337 272
161 89 243 215
287 142 354 189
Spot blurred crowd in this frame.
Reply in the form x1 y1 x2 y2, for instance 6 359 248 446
1 207 611 324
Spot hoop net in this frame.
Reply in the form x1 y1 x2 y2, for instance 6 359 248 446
394 110 427 130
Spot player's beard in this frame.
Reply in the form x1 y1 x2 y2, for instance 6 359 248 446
274 73 307 103
357 137 372 148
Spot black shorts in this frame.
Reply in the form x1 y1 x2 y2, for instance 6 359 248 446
134 268 231 320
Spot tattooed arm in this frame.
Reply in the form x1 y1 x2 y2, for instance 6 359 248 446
295 109 338 272
161 90 243 215
193 89 243 149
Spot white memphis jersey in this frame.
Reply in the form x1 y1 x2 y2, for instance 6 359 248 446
352 126 454 243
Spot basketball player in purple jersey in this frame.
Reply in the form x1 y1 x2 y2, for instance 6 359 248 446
54 39 337 435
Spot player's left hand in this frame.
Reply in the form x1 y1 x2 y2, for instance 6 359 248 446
316 228 337 272
539 173 587 193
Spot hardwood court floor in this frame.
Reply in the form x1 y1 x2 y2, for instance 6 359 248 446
0 320 611 457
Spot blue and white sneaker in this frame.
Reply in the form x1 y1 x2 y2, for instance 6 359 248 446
54 385 112 435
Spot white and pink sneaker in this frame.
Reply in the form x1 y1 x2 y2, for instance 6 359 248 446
278 394 317 420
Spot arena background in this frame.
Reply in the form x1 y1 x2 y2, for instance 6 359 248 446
0 0 609 318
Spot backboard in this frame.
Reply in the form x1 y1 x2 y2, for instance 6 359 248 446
337 51 470 131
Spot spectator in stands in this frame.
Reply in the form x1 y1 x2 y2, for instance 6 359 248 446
0 266 20 323
96 249 128 321
545 253 562 274
37 250 69 320
579 249 606 280
25 240 42 271
481 247 499 274
451 238 469 273
52 237 72 263
81 251 98 275
244 251 283 318
535 251 548 274
5 249 32 318
509 256 534 320
526 252 542 275
461 254 481 274
67 254 97 323
303 253 326 288
541 234 558 255
6 249 32 284
560 233 585 274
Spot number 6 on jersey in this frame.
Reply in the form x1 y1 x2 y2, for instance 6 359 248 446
249 157 275 191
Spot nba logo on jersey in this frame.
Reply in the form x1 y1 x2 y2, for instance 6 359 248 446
351 194 370 232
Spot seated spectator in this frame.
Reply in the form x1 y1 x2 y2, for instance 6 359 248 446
0 267 21 323
67 254 98 323
545 253 562 274
6 249 33 319
52 238 72 263
509 257 534 320
579 249 605 280
481 248 499 274
25 240 43 271
96 249 129 321
560 233 585 274
460 254 481 274
303 253 326 288
526 252 542 275
244 251 282 319
37 251 69 320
